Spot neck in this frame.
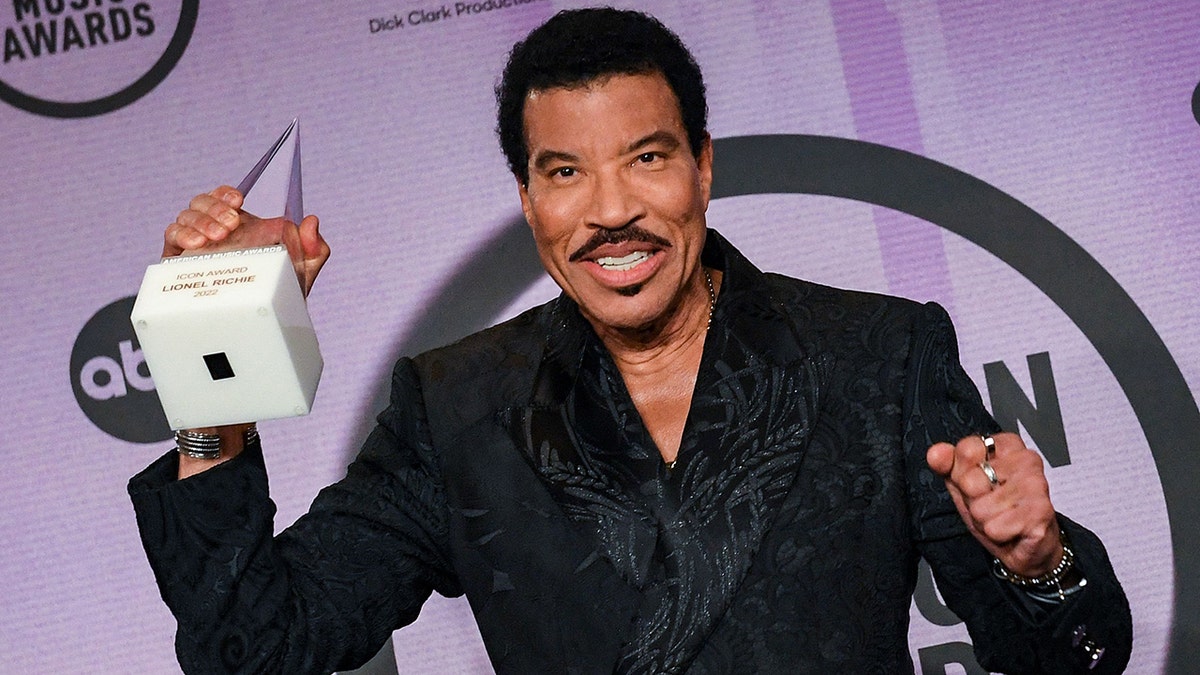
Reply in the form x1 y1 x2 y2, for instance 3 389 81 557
587 266 721 463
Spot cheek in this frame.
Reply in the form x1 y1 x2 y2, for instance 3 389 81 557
651 169 704 219
527 195 579 246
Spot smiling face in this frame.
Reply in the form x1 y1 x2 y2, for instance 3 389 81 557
517 71 714 338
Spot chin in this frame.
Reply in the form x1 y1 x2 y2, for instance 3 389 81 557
614 283 645 298
584 294 673 333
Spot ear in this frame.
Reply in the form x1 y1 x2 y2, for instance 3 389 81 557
696 134 714 207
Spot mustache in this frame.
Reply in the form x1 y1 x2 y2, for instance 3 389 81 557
568 226 673 262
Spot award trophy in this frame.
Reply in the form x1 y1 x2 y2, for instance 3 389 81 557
130 120 323 430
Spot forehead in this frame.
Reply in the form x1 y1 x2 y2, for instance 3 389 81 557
522 72 686 151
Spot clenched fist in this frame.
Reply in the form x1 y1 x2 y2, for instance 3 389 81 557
927 432 1064 578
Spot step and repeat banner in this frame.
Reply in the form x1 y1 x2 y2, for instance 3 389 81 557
2 1 1197 673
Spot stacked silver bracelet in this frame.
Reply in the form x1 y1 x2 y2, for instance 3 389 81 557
992 538 1086 602
175 425 259 460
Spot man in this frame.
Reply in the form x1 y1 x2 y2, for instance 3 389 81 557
131 8 1131 673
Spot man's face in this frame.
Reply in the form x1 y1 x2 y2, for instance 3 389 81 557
517 71 713 334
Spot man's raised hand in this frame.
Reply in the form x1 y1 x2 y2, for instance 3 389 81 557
926 432 1064 578
163 185 329 296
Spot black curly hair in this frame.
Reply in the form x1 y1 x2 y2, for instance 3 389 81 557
496 7 708 185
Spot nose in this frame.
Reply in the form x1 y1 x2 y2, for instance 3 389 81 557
586 170 643 230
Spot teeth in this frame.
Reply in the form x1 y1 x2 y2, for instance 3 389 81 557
596 251 651 271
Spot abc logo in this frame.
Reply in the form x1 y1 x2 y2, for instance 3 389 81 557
70 296 170 443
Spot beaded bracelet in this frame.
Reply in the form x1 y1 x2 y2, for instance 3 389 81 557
992 536 1085 602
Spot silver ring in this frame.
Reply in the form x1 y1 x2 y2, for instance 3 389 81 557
980 460 999 487
981 434 996 460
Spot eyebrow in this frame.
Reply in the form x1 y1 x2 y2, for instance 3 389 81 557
623 130 682 155
531 149 580 173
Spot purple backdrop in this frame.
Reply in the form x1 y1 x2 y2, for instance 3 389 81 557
1 1 1196 672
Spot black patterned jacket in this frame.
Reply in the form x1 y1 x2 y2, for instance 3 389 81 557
130 230 1131 674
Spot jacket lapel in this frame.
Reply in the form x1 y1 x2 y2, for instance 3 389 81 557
518 298 666 590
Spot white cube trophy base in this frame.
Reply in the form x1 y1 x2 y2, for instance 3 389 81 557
131 245 322 430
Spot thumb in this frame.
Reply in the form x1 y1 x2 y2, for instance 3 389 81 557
926 442 956 477
299 215 324 259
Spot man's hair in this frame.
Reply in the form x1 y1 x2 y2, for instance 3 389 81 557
496 7 708 185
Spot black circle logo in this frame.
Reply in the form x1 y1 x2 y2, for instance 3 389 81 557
70 295 170 442
373 134 1197 668
0 1 198 118
1192 80 1200 127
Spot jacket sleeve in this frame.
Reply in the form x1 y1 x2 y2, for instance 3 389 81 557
902 302 1132 674
128 358 462 674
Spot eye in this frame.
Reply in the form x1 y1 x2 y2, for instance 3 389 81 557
636 152 659 164
551 166 576 179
